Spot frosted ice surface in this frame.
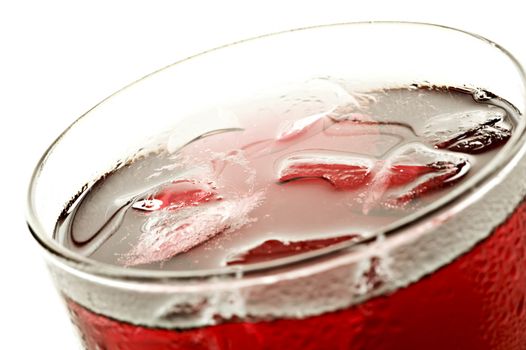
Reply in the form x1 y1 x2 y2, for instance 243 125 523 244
121 191 265 266
276 151 375 190
423 109 511 154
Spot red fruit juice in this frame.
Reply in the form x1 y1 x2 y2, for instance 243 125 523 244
55 81 524 349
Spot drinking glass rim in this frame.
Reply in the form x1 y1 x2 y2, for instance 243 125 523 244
26 21 526 284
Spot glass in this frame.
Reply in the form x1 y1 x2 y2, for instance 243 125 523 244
27 22 526 349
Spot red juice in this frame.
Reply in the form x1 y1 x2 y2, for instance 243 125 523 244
54 81 524 349
67 200 526 349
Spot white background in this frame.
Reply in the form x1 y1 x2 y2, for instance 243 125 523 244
1 1 525 348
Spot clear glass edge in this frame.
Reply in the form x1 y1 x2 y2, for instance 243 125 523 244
26 20 526 283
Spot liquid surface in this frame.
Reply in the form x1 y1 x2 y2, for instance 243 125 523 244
66 200 526 349
55 80 517 271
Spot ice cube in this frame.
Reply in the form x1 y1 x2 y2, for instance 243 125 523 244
226 234 361 265
132 180 217 212
271 78 378 141
275 110 329 142
276 151 375 190
233 79 379 159
121 191 265 266
274 88 378 141
276 78 375 118
323 115 410 157
362 142 470 210
423 109 511 154
209 150 256 189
